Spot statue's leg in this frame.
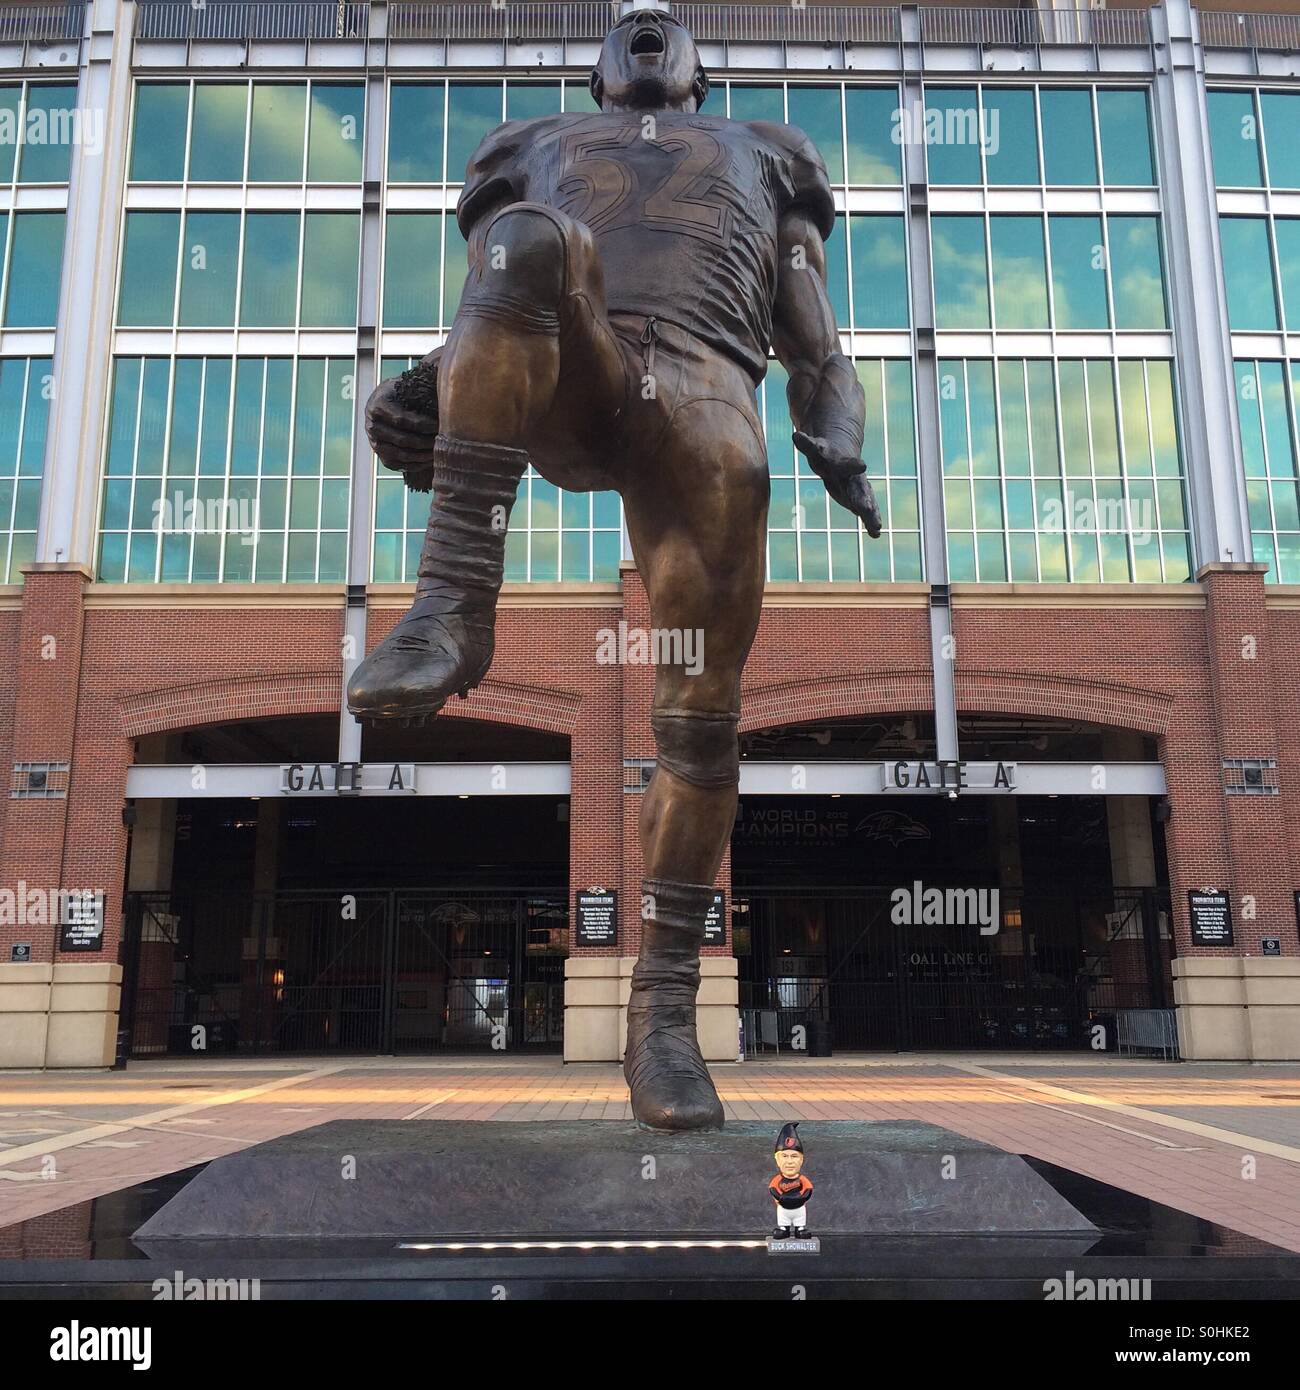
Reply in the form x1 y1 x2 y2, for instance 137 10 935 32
620 387 769 1131
348 203 621 722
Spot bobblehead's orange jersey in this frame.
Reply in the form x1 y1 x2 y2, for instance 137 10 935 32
769 1174 813 1205
456 111 836 385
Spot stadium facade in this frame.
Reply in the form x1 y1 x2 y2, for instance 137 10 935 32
1 0 1299 1068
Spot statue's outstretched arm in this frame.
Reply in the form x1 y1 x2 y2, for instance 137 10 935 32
771 209 882 538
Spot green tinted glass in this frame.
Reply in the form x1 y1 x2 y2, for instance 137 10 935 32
1097 89 1154 186
131 84 189 181
1049 216 1108 328
0 87 19 182
308 83 364 181
728 84 783 123
845 87 901 184
1220 217 1279 330
447 82 502 183
1275 219 1300 330
989 216 1049 329
383 213 439 326
118 212 179 326
1261 93 1300 189
924 88 981 184
240 213 300 326
248 84 306 182
4 212 64 327
19 84 77 183
1040 89 1096 185
787 86 844 183
824 214 849 328
1109 216 1167 329
507 82 561 121
1208 90 1262 188
190 83 247 181
931 216 989 328
388 84 444 182
301 213 360 326
179 210 239 326
850 215 907 328
982 88 1038 185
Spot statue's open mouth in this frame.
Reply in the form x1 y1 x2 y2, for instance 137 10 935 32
630 27 666 56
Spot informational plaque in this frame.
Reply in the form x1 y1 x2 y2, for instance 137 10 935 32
704 891 726 945
1262 937 1282 957
58 892 105 952
10 943 31 963
1188 889 1233 947
574 890 617 947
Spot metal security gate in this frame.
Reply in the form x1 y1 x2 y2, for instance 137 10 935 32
736 885 1172 1053
121 888 567 1057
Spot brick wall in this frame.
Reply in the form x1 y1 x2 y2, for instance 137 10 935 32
1 565 1296 977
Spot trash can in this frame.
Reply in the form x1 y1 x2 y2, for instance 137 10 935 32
808 1015 832 1057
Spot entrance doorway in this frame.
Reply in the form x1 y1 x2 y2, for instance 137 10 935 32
121 887 567 1057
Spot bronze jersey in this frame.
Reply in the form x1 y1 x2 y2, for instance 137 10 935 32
457 111 836 384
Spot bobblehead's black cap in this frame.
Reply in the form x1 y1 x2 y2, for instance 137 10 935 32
775 1121 803 1153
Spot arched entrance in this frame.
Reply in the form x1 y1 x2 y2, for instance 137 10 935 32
732 713 1174 1052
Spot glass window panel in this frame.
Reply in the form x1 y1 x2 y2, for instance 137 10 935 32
844 87 901 185
967 361 999 476
989 215 1049 329
19 84 77 183
199 358 231 476
728 84 783 124
231 359 264 477
241 213 300 327
1049 215 1108 328
825 215 849 329
1146 361 1181 478
137 360 171 475
507 82 561 121
884 361 916 476
1007 479 1035 530
0 87 20 183
1275 219 1300 331
976 534 1006 580
1087 361 1121 475
301 212 359 327
1040 89 1097 185
1109 216 1167 330
973 478 1003 530
179 211 239 327
938 360 969 474
1208 90 1263 188
787 86 844 184
924 87 981 185
1276 534 1300 584
948 533 977 581
1156 479 1186 531
998 360 1030 474
388 83 444 182
1099 531 1131 582
167 358 202 476
118 212 179 327
858 361 885 471
890 478 920 531
292 360 326 475
1252 531 1278 578
106 359 141 477
190 83 247 181
1272 480 1300 532
324 360 353 475
829 531 860 580
562 80 601 114
308 83 364 181
849 216 907 328
800 531 830 581
20 359 49 477
1119 361 1152 476
982 88 1038 185
1059 360 1091 476
5 212 64 327
443 215 469 324
931 216 989 329
1261 92 1300 190
131 84 189 181
768 531 798 581
1257 361 1293 476
1098 89 1154 186
383 213 439 327
248 84 306 182
447 82 502 183
1027 361 1060 476
263 359 293 472
1219 217 1280 330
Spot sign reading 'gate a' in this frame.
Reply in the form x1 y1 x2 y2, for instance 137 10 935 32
280 762 416 795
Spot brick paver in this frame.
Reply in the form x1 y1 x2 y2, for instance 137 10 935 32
1 1054 1298 1250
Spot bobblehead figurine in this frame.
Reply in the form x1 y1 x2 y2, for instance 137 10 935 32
769 1122 813 1239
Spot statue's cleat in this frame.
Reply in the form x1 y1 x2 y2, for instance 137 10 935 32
624 1004 724 1132
347 605 494 722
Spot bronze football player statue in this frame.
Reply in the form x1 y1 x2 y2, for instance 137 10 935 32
350 10 880 1130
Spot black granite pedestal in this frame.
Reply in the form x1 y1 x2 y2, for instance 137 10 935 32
134 1119 1094 1246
